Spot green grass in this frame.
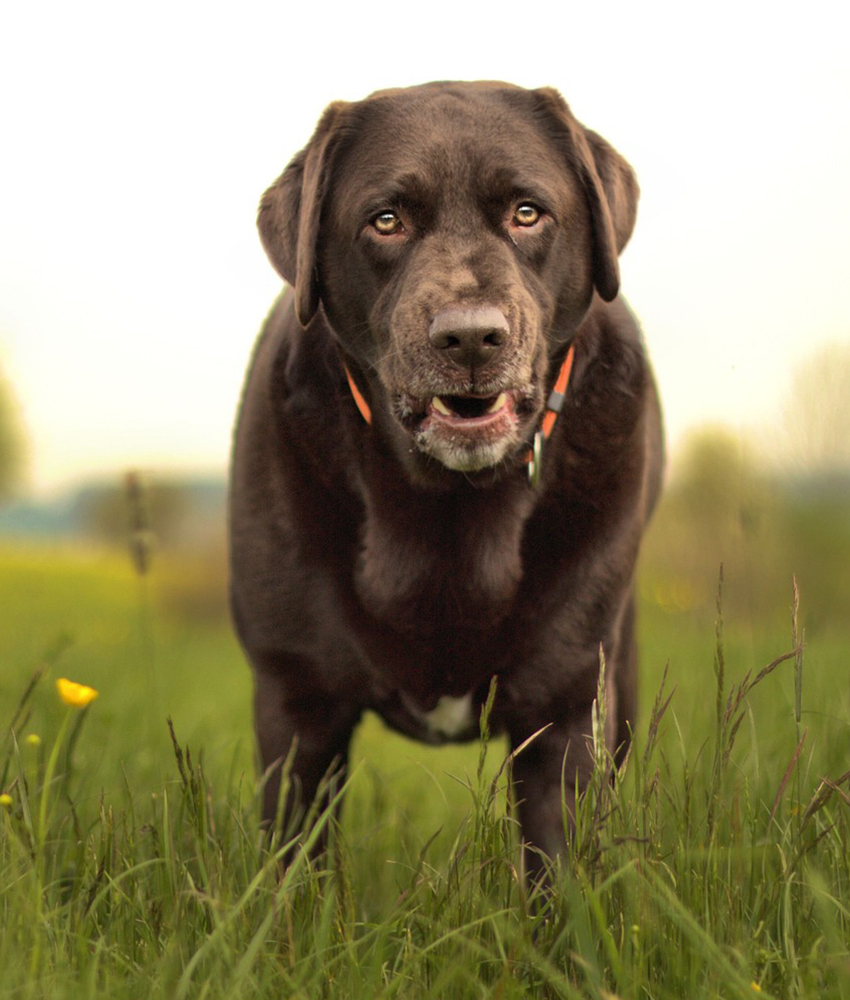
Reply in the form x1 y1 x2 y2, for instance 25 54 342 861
1 541 849 999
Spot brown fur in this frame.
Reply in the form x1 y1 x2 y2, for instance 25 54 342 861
230 81 663 878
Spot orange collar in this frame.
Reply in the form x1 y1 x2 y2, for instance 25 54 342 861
525 343 575 486
344 363 372 425
342 343 575 488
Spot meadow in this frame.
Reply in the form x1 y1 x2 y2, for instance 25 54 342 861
1 451 849 999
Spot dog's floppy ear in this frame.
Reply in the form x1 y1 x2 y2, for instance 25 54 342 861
257 101 348 327
531 88 638 302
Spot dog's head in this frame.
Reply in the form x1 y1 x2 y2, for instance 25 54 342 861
258 82 638 478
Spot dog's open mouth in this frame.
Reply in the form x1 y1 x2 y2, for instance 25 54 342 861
395 388 534 472
429 391 511 423
396 388 523 430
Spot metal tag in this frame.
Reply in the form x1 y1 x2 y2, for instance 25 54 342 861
527 431 542 488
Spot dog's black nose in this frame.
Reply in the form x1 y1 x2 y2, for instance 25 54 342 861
428 307 508 370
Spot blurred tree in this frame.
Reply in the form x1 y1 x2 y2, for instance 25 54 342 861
643 420 850 628
672 426 768 536
781 341 850 473
0 362 27 501
640 426 782 621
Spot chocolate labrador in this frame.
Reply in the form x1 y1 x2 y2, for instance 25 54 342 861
230 81 663 877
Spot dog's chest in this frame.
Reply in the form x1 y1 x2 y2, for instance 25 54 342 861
346 462 539 730
353 481 534 634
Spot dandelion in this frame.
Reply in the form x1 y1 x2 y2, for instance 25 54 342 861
56 677 99 708
25 733 42 747
0 793 12 808
751 984 762 993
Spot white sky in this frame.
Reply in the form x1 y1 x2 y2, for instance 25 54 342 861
1 0 848 494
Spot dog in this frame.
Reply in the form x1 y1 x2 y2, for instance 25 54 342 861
230 81 663 878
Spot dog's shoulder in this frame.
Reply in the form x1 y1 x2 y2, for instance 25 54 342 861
233 293 354 492
558 296 663 519
571 298 651 416
246 293 341 427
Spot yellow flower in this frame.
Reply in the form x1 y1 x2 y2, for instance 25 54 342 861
0 793 12 808
25 733 42 747
56 678 99 708
751 984 762 993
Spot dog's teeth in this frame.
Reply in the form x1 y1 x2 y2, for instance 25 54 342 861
486 392 507 414
432 396 452 416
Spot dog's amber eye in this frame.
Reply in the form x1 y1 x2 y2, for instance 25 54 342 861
373 211 402 235
513 203 541 227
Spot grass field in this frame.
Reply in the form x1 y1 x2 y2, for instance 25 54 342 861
1 499 849 998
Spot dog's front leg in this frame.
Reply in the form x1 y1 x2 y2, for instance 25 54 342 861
509 702 601 883
252 655 361 858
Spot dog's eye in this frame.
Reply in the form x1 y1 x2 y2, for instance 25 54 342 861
372 211 403 235
513 203 542 227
